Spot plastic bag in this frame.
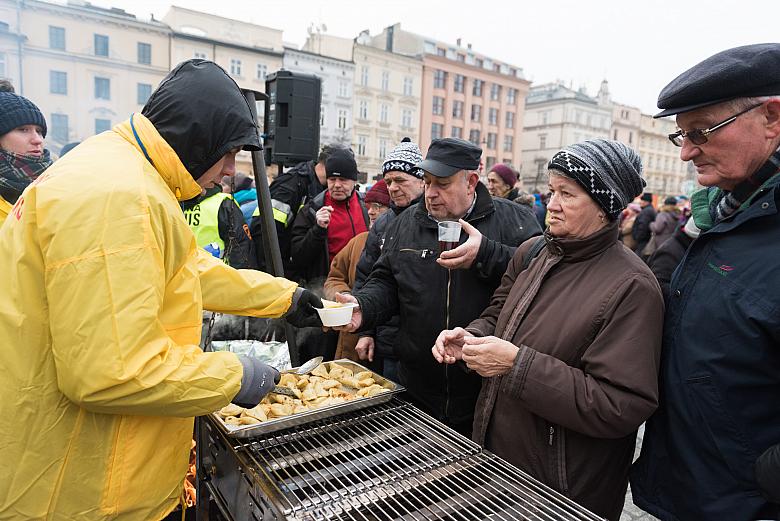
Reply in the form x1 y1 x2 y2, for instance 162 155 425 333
210 340 292 371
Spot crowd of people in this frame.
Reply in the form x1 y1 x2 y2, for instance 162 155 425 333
1 43 779 521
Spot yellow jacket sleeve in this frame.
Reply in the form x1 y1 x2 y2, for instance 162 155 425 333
44 200 242 418
197 248 298 317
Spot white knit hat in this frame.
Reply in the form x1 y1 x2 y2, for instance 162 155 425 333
382 137 424 179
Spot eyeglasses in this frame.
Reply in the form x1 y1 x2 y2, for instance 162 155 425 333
668 103 763 147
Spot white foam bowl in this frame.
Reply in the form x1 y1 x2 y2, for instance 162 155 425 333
316 302 358 327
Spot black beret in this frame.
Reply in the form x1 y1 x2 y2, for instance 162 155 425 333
655 43 780 118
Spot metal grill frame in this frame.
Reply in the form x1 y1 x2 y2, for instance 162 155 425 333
197 399 606 521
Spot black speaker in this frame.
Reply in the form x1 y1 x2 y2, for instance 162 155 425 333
264 70 322 167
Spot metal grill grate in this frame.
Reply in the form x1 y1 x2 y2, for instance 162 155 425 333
235 400 603 521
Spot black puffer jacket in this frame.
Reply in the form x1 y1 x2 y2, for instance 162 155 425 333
647 225 693 303
354 182 541 426
181 186 256 269
251 160 325 276
353 196 423 359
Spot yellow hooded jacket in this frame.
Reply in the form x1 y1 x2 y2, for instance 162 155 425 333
0 114 297 520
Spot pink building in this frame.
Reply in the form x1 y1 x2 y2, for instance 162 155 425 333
372 24 530 173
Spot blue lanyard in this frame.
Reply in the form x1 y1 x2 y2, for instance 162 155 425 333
130 114 156 169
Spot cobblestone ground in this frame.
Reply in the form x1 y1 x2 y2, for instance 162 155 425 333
621 425 659 521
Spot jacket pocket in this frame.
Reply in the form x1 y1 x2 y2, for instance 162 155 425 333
685 375 761 494
546 422 569 494
101 416 193 516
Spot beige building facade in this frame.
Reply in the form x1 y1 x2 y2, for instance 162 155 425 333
611 102 641 149
371 24 530 174
163 6 283 97
0 0 170 154
521 82 612 190
639 114 694 196
304 32 423 181
351 41 422 180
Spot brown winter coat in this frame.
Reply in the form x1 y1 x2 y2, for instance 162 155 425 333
466 222 664 521
620 215 637 250
324 232 368 360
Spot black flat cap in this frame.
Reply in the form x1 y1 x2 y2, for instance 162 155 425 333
655 43 780 118
417 138 482 177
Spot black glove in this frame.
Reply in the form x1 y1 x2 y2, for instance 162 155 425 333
756 443 780 503
232 355 280 407
284 287 324 328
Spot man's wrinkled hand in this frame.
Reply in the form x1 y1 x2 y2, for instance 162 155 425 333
315 205 334 228
432 327 470 364
355 336 375 362
437 219 482 270
331 292 363 332
284 288 323 328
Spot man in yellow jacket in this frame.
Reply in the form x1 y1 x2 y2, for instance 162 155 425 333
0 60 322 520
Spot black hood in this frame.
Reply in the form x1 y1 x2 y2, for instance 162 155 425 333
141 59 261 180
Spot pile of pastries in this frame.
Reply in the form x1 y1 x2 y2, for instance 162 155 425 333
217 362 389 426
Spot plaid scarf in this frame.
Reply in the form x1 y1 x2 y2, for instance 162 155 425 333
691 145 780 231
0 148 52 204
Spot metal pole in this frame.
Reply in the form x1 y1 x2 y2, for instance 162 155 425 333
242 89 299 366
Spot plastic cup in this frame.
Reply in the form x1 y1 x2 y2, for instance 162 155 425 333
438 221 462 252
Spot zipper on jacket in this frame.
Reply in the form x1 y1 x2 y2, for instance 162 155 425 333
399 248 435 258
444 268 452 421
346 195 357 236
548 425 555 446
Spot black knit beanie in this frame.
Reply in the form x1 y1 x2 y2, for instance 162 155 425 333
0 91 47 138
548 139 645 219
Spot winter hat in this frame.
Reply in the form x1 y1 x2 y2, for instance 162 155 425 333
640 193 654 202
325 147 358 180
0 91 47 138
489 163 517 187
664 196 679 206
548 138 645 220
382 137 424 178
365 179 391 207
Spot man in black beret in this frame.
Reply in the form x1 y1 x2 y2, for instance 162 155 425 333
631 43 780 520
332 137 541 435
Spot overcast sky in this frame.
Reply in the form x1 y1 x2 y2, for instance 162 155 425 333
98 0 774 115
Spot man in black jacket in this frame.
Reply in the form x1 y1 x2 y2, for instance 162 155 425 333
352 138 426 380
183 186 256 269
250 145 343 276
336 138 541 435
632 192 656 256
647 217 698 302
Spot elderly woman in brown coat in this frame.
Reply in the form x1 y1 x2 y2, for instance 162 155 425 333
433 139 664 521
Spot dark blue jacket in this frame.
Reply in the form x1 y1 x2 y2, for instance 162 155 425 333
631 177 780 521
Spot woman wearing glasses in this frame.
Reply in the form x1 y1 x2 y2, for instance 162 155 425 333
433 139 664 521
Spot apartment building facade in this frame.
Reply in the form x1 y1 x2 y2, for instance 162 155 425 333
371 23 530 174
639 114 695 195
306 32 423 180
0 0 170 153
521 82 613 190
351 41 422 179
283 46 355 149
